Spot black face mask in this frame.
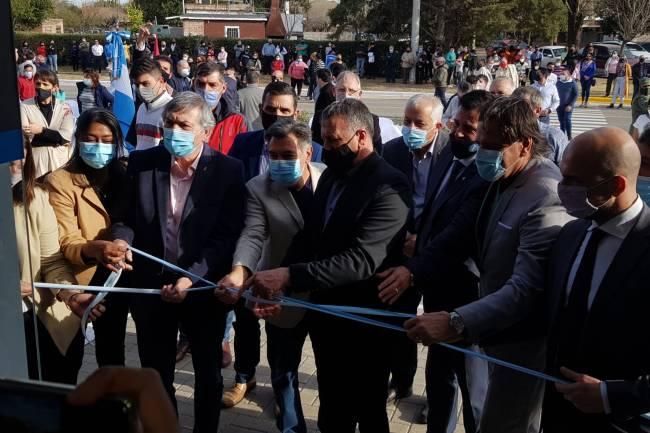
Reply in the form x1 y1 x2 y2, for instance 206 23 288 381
36 88 52 102
322 135 358 175
449 134 479 159
162 71 171 82
261 111 292 130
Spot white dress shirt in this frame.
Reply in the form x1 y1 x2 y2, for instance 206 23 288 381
533 81 560 112
564 196 643 413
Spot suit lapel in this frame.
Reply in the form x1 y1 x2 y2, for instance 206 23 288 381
424 133 449 206
270 178 304 228
181 148 213 223
154 151 171 247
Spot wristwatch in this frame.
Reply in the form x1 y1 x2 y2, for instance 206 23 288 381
449 311 465 336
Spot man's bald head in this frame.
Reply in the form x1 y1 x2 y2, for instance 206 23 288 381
490 77 515 96
561 127 640 221
563 127 641 183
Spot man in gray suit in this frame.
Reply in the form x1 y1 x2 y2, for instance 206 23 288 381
405 97 573 433
215 119 324 433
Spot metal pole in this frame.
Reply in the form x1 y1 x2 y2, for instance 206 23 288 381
410 0 420 84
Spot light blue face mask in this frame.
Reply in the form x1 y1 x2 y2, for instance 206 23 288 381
197 88 221 109
269 159 302 186
79 142 116 169
163 128 196 157
401 126 431 150
476 147 506 182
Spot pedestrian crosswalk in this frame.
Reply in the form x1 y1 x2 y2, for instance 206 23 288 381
549 108 609 136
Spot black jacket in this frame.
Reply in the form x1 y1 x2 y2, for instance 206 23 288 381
285 152 414 312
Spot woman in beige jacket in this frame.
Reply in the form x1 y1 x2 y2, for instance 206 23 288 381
14 141 102 384
47 109 130 368
20 69 74 178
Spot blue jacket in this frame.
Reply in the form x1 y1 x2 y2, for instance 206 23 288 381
556 79 579 107
229 129 323 181
76 82 114 110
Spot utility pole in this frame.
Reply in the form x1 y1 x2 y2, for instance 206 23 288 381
410 0 420 84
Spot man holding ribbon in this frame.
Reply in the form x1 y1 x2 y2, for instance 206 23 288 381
112 91 246 433
249 98 411 433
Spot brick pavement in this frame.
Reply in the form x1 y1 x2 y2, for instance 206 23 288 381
79 318 465 433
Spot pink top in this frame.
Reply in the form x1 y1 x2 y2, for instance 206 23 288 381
607 58 619 74
165 148 202 264
288 61 308 79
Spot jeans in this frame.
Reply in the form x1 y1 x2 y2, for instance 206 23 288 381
386 66 396 83
233 298 261 384
223 310 234 343
580 78 592 103
435 87 447 109
47 54 58 72
611 76 626 105
425 344 488 433
356 58 366 77
557 106 574 140
267 321 310 433
307 77 317 100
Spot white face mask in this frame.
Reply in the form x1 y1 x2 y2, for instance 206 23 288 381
138 84 160 103
24 71 33 79
180 69 190 77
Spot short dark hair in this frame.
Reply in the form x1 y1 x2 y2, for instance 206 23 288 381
263 81 298 109
264 118 312 150
317 68 332 82
23 63 33 71
479 97 549 158
154 55 172 67
457 80 471 94
459 90 496 113
34 69 59 86
537 67 549 78
130 58 162 80
195 61 225 81
321 98 374 138
465 75 479 85
246 70 260 84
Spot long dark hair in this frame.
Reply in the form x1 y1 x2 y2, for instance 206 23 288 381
12 135 36 206
66 108 127 190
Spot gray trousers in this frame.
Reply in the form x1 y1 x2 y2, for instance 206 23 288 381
480 338 546 433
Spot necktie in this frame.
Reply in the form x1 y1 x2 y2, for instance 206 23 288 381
557 228 606 368
439 160 464 198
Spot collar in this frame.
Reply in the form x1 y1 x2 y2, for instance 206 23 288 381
147 91 172 110
171 145 203 177
410 132 439 160
590 197 644 239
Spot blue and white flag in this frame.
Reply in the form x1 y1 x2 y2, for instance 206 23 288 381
106 31 135 150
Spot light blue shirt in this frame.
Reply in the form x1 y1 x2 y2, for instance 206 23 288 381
538 121 568 164
411 139 436 227
638 176 650 205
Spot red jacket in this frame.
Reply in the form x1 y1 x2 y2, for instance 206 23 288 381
271 60 285 72
18 76 36 101
208 99 247 154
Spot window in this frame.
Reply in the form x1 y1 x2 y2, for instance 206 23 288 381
225 26 240 39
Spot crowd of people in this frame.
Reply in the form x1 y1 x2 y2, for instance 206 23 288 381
10 26 650 433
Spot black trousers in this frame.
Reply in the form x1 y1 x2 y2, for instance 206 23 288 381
24 310 84 385
131 290 227 433
92 292 129 367
291 78 304 97
308 312 390 433
388 329 418 392
233 298 261 383
606 73 616 96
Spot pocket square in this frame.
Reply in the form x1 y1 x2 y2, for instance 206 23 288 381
497 221 513 230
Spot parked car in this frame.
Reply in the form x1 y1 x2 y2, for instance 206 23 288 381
639 42 650 52
591 43 640 77
539 45 568 64
601 40 648 56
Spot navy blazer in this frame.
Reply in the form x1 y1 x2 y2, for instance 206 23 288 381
405 146 489 312
382 131 449 232
543 204 650 432
111 145 246 288
229 129 323 181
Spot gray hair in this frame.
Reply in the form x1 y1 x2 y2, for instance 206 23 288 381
321 98 374 138
163 91 215 130
512 86 543 110
177 59 189 70
490 77 516 94
336 70 362 88
405 94 443 124
264 118 312 150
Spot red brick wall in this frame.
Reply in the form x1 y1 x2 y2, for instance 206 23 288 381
204 21 266 39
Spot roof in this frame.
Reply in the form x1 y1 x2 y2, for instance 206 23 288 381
167 13 268 22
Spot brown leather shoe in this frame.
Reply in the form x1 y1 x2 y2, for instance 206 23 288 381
222 380 256 408
221 341 232 368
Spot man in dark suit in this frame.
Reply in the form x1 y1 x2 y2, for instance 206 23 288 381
249 99 412 433
381 94 448 403
379 91 494 432
112 92 246 433
543 127 650 433
222 81 323 409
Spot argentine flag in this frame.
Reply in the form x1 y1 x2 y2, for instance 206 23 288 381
106 31 135 149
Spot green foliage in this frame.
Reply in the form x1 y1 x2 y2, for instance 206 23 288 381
328 0 368 38
126 3 145 31
134 0 182 23
11 0 54 30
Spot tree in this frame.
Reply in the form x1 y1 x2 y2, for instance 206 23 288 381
11 0 54 30
52 0 83 31
562 0 585 47
510 0 566 44
327 0 368 38
134 0 181 23
126 2 145 31
597 0 650 52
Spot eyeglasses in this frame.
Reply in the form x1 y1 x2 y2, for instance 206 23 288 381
335 88 361 97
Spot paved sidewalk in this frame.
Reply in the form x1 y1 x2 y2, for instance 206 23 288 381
79 318 464 433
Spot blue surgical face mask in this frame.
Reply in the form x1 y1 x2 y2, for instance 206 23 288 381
79 142 116 169
269 159 302 186
197 88 221 109
163 128 197 157
83 78 93 87
401 126 432 150
475 147 506 182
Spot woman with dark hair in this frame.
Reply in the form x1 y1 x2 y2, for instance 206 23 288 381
20 70 74 178
76 68 114 113
14 137 103 384
46 108 131 368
